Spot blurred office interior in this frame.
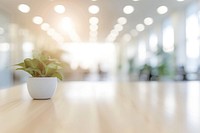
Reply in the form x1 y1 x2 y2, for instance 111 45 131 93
0 0 200 88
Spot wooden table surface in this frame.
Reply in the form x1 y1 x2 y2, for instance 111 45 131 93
0 81 200 133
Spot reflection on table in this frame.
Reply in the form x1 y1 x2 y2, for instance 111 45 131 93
0 81 200 133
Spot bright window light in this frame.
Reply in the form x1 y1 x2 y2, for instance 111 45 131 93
0 43 10 52
0 27 5 35
149 34 158 52
51 33 64 43
186 14 199 39
60 17 80 42
54 5 65 14
88 5 100 14
138 41 146 63
163 25 174 53
186 14 200 59
186 40 199 58
123 5 134 14
61 43 116 73
61 17 74 31
157 6 168 15
89 31 98 37
32 16 43 25
18 4 30 13
23 42 34 52
89 37 98 42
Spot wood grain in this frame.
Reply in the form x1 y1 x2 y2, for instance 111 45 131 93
0 81 200 133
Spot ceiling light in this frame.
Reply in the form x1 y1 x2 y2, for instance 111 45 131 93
32 16 43 25
41 23 50 31
47 28 55 36
18 4 30 13
114 24 123 31
144 17 153 25
54 5 65 14
157 6 168 14
130 29 138 37
132 0 140 1
123 5 134 14
122 34 132 42
88 5 100 14
90 25 98 31
177 0 184 1
106 35 116 42
136 24 145 32
89 17 99 24
111 30 119 36
117 17 127 25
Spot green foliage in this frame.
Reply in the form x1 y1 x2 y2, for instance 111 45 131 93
15 51 63 80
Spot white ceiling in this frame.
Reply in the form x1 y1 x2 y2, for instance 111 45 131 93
0 0 194 43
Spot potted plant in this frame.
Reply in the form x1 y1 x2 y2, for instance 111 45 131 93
15 51 63 100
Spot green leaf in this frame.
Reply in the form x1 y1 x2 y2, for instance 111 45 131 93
15 50 63 79
52 72 63 80
45 63 57 76
15 62 25 67
24 58 36 68
17 67 42 77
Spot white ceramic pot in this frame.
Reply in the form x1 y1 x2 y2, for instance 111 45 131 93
27 77 57 100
